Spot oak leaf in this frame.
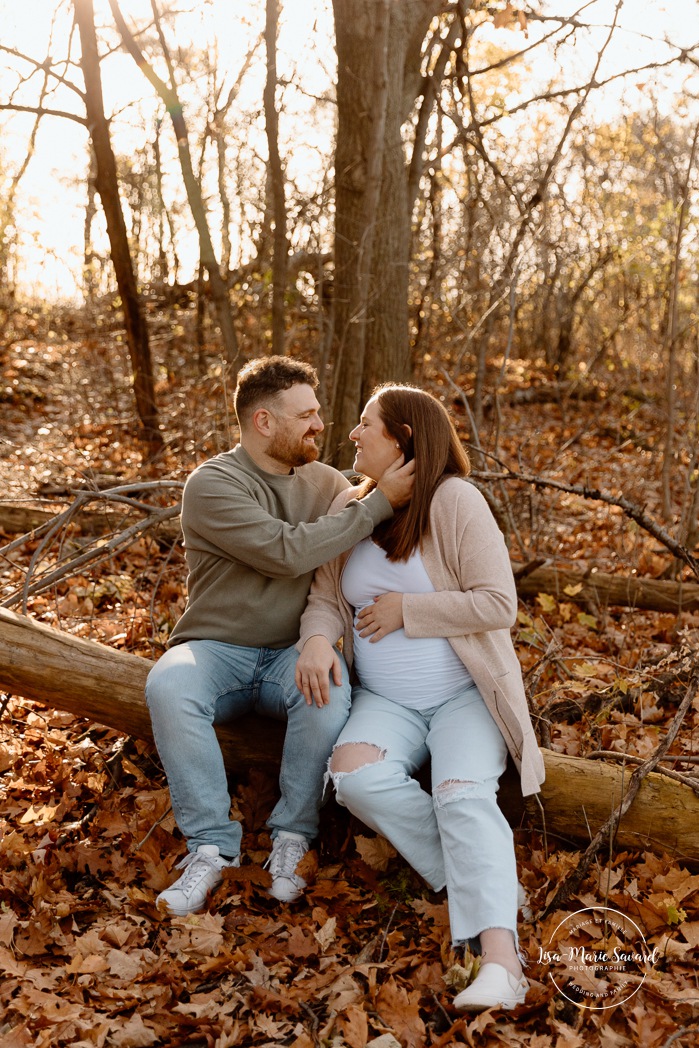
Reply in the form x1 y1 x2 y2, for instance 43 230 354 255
64 951 109 975
0 910 18 947
107 947 146 981
325 971 362 1011
411 897 449 926
337 1003 369 1048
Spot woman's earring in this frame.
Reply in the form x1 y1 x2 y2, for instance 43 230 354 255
395 443 400 449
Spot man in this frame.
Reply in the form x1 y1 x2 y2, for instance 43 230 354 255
146 355 414 915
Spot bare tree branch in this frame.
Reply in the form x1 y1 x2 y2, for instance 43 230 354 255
108 0 239 364
0 103 87 126
0 44 87 102
2 502 181 613
471 458 699 581
407 0 469 216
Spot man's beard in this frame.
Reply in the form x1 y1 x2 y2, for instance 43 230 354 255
268 429 320 469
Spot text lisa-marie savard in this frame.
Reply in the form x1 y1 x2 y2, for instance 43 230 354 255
538 946 660 965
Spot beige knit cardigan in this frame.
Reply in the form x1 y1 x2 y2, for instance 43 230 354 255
298 476 545 797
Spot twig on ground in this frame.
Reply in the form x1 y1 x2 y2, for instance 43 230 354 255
135 805 174 852
585 750 699 795
378 903 399 962
662 1026 699 1048
0 481 183 559
298 1000 321 1046
430 989 454 1029
2 504 181 612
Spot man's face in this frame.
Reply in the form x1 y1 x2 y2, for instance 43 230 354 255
266 384 324 469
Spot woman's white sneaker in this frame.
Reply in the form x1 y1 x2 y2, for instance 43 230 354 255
453 962 529 1012
156 845 239 916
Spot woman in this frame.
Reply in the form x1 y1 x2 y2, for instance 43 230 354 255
295 384 544 1012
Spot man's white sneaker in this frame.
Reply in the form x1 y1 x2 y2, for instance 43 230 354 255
156 845 239 916
266 832 309 903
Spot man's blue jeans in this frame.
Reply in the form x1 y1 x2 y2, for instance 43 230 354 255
145 639 352 858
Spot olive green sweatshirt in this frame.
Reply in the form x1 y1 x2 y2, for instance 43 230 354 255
169 444 392 649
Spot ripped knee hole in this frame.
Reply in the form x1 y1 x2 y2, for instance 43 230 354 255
434 777 492 806
330 741 385 775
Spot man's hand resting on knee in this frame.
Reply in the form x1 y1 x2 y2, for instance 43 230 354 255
295 636 342 708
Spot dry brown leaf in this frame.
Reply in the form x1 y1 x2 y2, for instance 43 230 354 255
376 977 426 1048
296 846 319 884
0 910 18 947
411 897 449 925
337 1003 369 1048
354 834 397 871
106 1013 160 1047
286 923 319 958
313 915 337 952
493 3 515 29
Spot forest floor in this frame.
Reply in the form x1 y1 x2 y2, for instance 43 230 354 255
1 311 699 1047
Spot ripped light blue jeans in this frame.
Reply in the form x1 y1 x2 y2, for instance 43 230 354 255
329 683 518 947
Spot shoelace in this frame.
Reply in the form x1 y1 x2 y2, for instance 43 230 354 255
171 851 221 892
266 839 306 880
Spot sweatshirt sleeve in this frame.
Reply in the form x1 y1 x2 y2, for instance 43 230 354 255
402 483 517 638
182 468 392 580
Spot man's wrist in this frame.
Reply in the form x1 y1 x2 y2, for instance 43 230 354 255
363 487 393 523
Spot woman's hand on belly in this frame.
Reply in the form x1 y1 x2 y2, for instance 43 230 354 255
356 592 405 643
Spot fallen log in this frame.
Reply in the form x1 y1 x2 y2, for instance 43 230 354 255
525 751 699 868
0 607 282 768
2 607 699 865
0 502 181 541
514 563 699 614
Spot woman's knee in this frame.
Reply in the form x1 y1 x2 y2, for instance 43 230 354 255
330 741 384 775
331 744 395 810
433 775 498 804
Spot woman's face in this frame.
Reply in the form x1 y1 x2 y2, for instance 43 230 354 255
349 397 401 481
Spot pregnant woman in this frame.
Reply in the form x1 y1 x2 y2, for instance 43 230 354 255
295 384 544 1012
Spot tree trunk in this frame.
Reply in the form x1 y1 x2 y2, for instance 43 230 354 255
3 605 699 865
83 149 99 303
662 122 699 519
73 0 161 443
264 0 288 355
108 0 239 368
0 503 180 542
152 119 174 285
524 750 699 868
329 0 437 467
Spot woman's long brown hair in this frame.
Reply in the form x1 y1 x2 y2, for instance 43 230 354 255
358 384 471 561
